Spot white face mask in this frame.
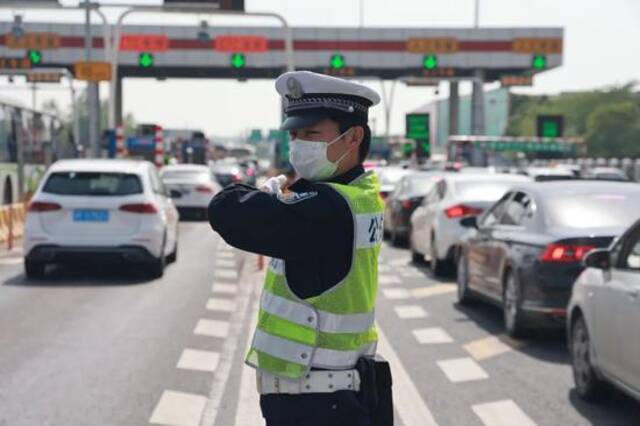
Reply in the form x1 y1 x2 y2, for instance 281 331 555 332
289 128 353 181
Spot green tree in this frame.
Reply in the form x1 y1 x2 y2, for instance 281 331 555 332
585 101 640 158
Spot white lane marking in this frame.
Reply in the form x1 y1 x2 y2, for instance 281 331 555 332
382 288 411 300
399 270 423 278
217 251 234 259
388 258 410 267
472 399 537 426
437 357 489 383
177 349 220 373
394 305 428 319
194 319 230 338
379 274 402 285
377 327 438 426
463 335 526 361
206 298 237 313
411 284 456 299
149 390 207 426
235 284 262 425
216 259 236 268
212 283 238 295
216 269 239 280
0 257 23 266
413 327 454 344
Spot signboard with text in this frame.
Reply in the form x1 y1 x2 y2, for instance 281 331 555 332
74 61 112 82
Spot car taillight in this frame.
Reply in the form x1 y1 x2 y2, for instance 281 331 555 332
196 185 214 193
28 201 62 212
119 203 158 214
401 200 412 209
232 174 243 183
540 244 596 263
380 192 389 200
246 169 255 177
445 204 483 218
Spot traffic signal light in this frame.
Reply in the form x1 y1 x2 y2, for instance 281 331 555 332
402 142 414 159
230 53 246 69
532 54 547 70
138 52 154 68
536 115 564 138
423 54 438 70
329 54 345 70
27 49 42 65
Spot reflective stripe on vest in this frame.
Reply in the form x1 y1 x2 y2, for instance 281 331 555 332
246 171 383 379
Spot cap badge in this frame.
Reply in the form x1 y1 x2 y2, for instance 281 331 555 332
287 77 304 99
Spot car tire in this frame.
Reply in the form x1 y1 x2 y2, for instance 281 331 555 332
147 237 166 279
456 252 474 305
390 227 402 247
24 259 46 279
503 271 528 338
430 236 448 277
167 242 178 264
571 316 607 401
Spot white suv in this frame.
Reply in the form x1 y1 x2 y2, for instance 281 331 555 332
24 159 179 279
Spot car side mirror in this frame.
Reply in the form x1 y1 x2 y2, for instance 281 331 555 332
583 249 611 270
460 216 478 229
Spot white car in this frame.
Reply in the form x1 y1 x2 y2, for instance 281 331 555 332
568 219 640 403
24 159 179 279
409 173 530 276
160 164 221 219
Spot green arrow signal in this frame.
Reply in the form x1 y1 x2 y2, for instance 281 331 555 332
330 54 345 70
230 53 246 69
138 52 154 68
27 49 42 65
532 54 547 70
423 54 438 70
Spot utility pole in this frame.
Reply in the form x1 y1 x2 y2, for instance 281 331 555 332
84 0 100 158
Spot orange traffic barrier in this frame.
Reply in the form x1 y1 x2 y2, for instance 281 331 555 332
0 202 27 250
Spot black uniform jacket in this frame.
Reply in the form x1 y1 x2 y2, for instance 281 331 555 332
208 165 365 300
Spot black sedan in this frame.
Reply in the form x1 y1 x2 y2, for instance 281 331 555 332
456 181 640 338
383 172 440 246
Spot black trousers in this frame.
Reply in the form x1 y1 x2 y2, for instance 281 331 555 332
260 391 371 426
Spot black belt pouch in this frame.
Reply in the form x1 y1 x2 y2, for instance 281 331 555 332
355 354 394 426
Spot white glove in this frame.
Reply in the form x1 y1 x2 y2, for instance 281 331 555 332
260 175 287 196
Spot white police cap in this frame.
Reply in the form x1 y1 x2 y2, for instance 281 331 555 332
275 71 381 130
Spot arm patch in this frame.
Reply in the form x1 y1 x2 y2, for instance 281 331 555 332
277 191 318 204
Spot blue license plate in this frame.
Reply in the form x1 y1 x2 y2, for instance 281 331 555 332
73 209 109 222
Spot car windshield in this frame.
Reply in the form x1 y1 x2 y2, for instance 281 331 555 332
161 170 209 181
42 172 143 196
545 192 640 229
453 180 520 201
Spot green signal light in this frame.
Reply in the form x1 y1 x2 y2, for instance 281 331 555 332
138 52 154 68
423 54 438 70
329 54 345 70
230 53 246 69
27 49 42 65
532 54 547 70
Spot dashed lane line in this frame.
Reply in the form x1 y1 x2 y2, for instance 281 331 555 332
149 390 208 426
216 259 236 268
377 327 438 426
379 274 402 285
394 305 428 319
206 298 237 313
211 283 238 295
177 349 221 373
472 399 537 426
215 269 239 280
463 335 526 361
412 327 454 345
194 319 230 339
381 288 411 300
216 251 234 259
437 357 489 383
411 284 456 299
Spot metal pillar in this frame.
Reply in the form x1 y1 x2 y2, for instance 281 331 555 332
471 70 485 135
448 81 459 136
115 76 123 127
84 0 100 158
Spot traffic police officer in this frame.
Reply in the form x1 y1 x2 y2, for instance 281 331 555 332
208 71 390 426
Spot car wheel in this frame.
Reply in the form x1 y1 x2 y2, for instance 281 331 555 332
390 227 402 247
503 271 528 338
147 237 166 279
167 242 178 264
572 316 607 401
24 259 46 279
457 252 474 305
430 236 447 277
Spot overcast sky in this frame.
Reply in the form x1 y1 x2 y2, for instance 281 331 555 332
0 0 638 137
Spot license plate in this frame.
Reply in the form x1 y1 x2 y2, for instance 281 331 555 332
73 209 109 222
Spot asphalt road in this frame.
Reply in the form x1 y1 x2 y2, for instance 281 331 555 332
0 222 638 426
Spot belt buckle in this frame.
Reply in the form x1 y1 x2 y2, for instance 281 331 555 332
273 376 281 394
